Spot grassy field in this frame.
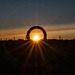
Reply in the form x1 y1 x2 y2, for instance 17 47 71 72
0 40 75 75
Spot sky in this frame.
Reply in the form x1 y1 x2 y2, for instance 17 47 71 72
0 0 75 40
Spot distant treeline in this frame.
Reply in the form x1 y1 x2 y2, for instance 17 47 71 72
0 39 75 42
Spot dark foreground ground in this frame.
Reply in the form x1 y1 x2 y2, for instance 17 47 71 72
0 39 75 75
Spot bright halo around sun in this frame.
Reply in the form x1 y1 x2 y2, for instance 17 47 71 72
33 35 39 41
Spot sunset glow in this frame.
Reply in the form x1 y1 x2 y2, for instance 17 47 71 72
33 35 39 41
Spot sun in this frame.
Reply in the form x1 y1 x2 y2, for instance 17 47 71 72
33 35 39 41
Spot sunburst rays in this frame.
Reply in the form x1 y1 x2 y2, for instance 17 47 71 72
26 41 35 62
5 39 58 66
15 41 33 60
37 42 46 64
21 40 48 66
41 40 56 51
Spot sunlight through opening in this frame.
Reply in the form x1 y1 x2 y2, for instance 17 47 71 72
33 35 39 41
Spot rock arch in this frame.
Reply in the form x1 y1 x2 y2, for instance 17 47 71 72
26 26 47 40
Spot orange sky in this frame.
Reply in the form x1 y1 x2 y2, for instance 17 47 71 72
0 25 75 40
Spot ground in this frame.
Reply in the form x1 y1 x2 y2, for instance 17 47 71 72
0 40 75 75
